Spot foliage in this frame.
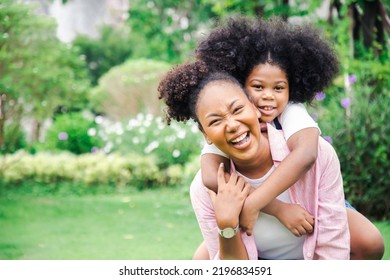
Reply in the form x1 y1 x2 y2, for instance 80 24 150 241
1 121 26 154
0 0 91 151
42 112 103 154
202 0 322 18
0 151 182 191
310 56 390 220
72 25 133 86
89 59 171 120
97 113 204 169
307 8 390 219
127 0 216 63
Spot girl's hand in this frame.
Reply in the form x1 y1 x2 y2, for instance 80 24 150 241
239 188 259 236
208 163 251 229
275 202 314 237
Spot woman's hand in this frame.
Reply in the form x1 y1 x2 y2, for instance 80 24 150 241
208 163 251 229
275 202 314 237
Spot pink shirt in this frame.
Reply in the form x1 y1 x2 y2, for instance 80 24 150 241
190 124 350 260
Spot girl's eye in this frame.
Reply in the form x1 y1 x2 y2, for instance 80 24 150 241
275 86 283 91
253 85 263 90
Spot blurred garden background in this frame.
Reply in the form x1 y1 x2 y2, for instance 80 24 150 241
0 0 389 260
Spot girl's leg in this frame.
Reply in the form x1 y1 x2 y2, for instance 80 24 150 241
192 241 210 260
194 209 385 260
348 208 385 259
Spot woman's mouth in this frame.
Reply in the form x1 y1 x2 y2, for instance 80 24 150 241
230 132 250 147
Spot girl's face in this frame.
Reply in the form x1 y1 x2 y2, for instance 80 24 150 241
244 63 289 123
196 81 262 164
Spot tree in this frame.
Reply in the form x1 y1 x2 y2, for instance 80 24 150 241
329 0 390 58
72 25 133 86
0 0 90 152
127 0 216 63
89 59 171 120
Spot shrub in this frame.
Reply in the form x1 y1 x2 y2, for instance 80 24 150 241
97 113 204 168
43 111 103 154
311 57 390 220
1 122 27 154
89 58 171 120
0 151 171 192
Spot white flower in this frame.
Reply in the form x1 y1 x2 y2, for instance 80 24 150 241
172 149 180 158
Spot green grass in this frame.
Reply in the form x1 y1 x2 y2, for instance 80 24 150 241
375 221 390 260
0 187 389 260
0 187 203 260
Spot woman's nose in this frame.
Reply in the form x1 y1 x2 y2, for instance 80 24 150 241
226 117 239 132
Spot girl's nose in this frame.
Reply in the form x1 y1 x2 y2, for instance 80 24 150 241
261 89 275 100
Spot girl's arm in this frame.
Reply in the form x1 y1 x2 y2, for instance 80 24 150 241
240 127 319 235
260 199 314 237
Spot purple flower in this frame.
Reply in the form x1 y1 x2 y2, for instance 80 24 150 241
58 132 68 141
349 74 357 85
311 113 318 122
91 147 98 153
341 97 351 109
315 92 326 101
323 136 333 144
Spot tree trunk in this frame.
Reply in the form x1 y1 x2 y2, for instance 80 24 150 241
355 0 389 55
0 94 6 151
31 119 42 143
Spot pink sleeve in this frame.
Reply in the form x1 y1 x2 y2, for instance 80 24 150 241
313 140 350 259
189 170 258 260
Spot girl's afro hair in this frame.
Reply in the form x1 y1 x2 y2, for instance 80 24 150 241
196 15 340 103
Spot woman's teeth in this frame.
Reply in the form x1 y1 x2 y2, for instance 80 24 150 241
231 132 248 144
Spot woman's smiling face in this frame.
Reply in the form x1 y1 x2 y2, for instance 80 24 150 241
196 81 262 163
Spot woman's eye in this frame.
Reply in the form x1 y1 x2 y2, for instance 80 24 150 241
209 119 220 126
275 86 283 91
254 85 263 90
233 106 243 113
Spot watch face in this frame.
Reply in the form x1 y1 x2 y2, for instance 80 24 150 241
221 227 235 238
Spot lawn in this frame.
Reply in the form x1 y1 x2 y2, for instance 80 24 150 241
0 187 389 260
0 187 203 260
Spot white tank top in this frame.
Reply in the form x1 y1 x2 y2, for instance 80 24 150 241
238 166 305 260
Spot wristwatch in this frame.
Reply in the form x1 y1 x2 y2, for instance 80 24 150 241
218 224 239 239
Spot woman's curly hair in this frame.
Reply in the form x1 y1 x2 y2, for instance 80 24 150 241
158 60 244 125
196 15 340 103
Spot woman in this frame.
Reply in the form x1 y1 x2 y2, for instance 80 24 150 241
158 61 350 259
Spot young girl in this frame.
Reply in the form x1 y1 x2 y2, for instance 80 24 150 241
194 16 384 259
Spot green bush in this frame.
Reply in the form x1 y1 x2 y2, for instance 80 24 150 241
1 122 26 154
98 113 204 168
0 151 192 193
311 57 390 220
43 112 103 154
89 58 171 120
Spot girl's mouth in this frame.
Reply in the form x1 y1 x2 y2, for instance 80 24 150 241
258 106 276 116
